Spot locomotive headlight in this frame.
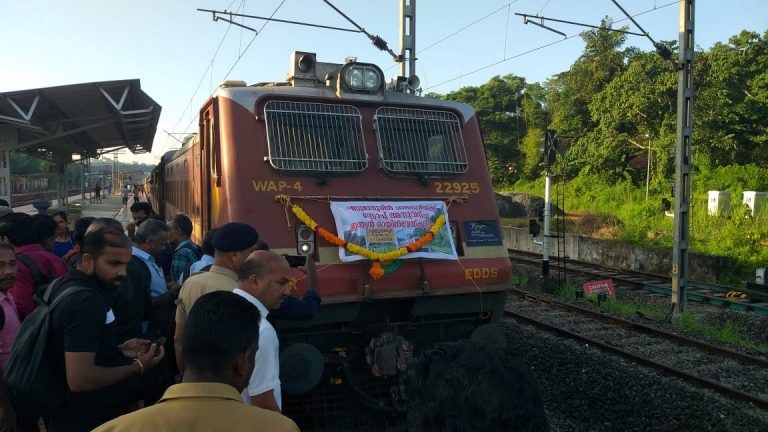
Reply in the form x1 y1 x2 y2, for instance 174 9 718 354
347 68 364 89
363 70 380 90
340 62 384 94
296 224 315 256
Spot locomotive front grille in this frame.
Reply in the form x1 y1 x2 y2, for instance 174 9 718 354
264 100 368 173
374 107 468 176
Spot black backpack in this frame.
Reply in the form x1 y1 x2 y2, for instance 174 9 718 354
6 280 98 417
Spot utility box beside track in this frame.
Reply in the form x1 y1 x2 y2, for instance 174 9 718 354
743 191 767 217
707 191 731 217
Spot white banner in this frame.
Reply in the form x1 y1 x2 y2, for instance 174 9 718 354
330 201 458 262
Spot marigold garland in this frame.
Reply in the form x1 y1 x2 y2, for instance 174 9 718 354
290 204 445 280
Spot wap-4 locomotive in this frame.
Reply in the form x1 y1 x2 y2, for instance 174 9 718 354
147 51 511 425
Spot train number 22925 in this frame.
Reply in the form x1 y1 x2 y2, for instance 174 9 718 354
434 182 480 194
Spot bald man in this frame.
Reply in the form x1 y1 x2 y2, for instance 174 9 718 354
233 251 293 412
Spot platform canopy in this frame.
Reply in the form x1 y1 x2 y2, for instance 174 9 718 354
0 79 161 163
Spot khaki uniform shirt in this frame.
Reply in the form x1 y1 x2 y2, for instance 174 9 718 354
175 265 238 327
92 382 300 432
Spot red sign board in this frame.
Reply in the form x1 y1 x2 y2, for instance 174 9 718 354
583 279 616 298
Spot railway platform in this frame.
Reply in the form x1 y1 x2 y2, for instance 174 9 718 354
12 194 136 226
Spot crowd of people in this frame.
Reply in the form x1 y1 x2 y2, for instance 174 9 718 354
0 196 549 432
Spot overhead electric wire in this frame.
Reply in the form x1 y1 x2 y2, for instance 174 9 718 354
176 0 288 139
612 0 680 24
220 0 288 81
426 0 680 91
610 0 655 40
504 3 512 59
537 0 553 15
610 0 676 64
418 2 519 56
163 0 243 154
384 1 520 72
320 0 367 32
426 35 577 90
320 0 399 61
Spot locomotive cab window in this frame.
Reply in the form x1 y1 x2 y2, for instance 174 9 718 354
375 107 468 176
263 100 367 174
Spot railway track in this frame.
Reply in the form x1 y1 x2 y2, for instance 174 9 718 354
505 288 768 410
11 189 85 207
508 248 768 316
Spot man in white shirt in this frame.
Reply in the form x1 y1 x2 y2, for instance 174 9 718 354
232 250 293 412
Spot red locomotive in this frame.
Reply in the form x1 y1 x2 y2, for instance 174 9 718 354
147 51 510 425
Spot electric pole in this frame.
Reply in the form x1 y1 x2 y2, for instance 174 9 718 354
113 150 123 193
399 0 417 92
671 0 695 316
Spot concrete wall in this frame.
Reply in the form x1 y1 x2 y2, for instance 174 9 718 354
502 227 734 283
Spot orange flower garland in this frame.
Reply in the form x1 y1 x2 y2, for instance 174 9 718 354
290 203 445 280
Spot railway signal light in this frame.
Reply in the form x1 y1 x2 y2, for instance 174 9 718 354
296 224 315 256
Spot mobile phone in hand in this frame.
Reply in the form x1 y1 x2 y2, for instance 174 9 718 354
284 255 307 268
153 337 166 355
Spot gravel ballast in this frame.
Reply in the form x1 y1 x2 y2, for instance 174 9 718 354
503 305 768 431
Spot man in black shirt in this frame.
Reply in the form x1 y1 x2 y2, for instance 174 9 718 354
47 227 165 431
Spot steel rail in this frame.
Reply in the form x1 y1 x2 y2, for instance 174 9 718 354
509 248 673 285
504 307 768 410
508 248 768 312
508 287 768 368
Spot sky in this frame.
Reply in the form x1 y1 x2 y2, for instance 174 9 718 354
1 0 766 165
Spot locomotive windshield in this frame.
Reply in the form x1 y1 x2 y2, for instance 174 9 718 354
375 107 468 176
264 100 368 173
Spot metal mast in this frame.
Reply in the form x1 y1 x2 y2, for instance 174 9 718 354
399 0 416 81
671 0 695 315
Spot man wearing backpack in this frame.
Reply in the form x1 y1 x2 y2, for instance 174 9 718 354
45 227 165 431
0 213 67 319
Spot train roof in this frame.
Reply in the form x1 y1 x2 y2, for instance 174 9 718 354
161 149 178 162
217 85 476 125
212 51 477 124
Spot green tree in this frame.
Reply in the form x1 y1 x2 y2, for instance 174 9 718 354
547 18 634 178
519 128 544 180
695 30 768 168
575 49 677 182
443 74 546 184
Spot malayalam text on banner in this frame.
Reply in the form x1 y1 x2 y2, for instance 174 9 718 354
329 201 458 262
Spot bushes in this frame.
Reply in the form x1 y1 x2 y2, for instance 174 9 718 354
503 168 768 281
694 164 768 194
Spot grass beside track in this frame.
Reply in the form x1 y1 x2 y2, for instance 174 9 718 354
511 276 768 354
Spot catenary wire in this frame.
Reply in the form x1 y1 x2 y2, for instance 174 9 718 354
426 0 680 90
175 0 288 140
504 3 512 59
537 0 553 15
162 0 243 154
385 1 520 72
